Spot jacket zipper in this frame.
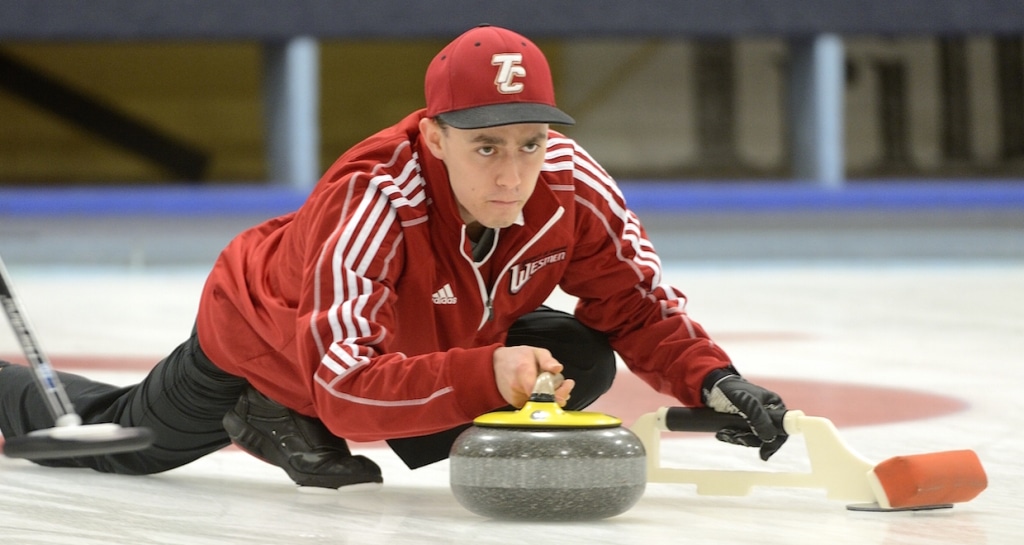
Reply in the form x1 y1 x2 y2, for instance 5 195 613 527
472 206 566 331
459 228 494 328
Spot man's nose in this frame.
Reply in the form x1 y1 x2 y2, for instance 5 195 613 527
496 156 524 188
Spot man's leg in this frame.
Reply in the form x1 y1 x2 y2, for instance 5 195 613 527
0 333 246 474
386 306 617 469
503 305 617 408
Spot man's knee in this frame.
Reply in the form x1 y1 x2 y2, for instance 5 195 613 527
506 307 616 409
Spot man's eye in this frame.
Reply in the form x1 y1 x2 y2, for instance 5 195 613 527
478 146 495 156
522 143 540 153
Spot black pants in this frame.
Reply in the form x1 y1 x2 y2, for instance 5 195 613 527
388 306 616 468
0 332 247 474
0 307 615 474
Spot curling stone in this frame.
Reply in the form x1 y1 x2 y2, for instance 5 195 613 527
449 373 646 521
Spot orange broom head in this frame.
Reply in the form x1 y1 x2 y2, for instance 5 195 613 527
871 449 987 509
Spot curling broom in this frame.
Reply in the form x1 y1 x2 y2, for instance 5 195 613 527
631 407 987 511
0 255 154 459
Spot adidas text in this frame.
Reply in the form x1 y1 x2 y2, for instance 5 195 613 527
432 284 457 305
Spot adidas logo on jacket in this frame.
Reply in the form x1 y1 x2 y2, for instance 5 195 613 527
432 284 457 305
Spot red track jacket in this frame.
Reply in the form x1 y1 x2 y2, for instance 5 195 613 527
196 110 732 442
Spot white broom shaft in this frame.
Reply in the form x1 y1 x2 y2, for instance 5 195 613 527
0 255 78 422
634 407 879 503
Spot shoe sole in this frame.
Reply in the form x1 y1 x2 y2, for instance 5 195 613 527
297 482 384 494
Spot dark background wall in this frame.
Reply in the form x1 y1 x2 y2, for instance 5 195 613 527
1 0 1023 185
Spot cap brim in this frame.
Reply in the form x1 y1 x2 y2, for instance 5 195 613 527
436 103 575 129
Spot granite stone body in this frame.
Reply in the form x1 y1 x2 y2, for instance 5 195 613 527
449 425 647 520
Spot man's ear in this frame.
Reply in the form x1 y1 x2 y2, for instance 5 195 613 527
419 117 445 160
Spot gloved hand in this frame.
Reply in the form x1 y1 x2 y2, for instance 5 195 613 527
702 367 787 461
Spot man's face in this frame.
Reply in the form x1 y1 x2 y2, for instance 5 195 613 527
421 118 548 230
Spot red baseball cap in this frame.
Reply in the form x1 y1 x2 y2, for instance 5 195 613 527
425 25 575 129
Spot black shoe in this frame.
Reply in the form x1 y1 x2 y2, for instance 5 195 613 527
222 387 382 489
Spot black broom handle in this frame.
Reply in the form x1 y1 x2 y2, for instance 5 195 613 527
663 407 789 433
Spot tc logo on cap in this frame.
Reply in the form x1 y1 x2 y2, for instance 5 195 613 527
424 26 574 128
491 53 525 94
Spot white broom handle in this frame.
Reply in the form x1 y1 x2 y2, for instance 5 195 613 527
0 255 79 424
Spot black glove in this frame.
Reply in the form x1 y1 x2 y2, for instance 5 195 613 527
701 367 787 461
